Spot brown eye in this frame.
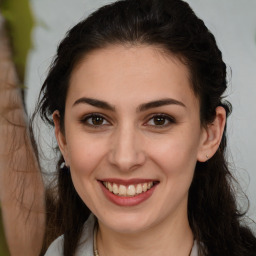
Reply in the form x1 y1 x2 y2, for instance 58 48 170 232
81 114 110 127
146 114 175 127
153 116 166 125
91 116 104 125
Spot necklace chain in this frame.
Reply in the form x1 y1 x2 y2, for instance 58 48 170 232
93 221 195 256
93 222 100 256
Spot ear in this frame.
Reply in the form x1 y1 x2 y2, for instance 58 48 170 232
52 110 70 166
197 106 226 162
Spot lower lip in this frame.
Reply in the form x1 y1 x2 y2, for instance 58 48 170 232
99 182 158 207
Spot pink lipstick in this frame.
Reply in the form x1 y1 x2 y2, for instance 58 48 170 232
98 179 159 206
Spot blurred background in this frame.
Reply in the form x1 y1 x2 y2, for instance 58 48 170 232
0 0 255 254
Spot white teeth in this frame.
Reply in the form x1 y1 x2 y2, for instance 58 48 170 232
112 183 119 195
136 184 142 194
107 182 113 192
127 185 136 196
119 185 127 196
142 183 148 192
103 181 155 197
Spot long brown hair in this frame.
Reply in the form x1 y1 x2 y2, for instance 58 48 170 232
32 0 256 255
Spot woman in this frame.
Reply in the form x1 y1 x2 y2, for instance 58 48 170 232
33 0 256 255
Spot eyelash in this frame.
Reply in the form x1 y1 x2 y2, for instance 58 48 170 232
145 114 176 128
80 113 110 128
80 113 176 129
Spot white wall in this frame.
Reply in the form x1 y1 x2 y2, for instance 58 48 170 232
25 0 256 221
187 0 256 222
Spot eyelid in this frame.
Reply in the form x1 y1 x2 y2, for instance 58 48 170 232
144 113 176 128
79 112 176 129
80 113 111 127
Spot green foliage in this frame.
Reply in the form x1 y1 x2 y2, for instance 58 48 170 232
0 210 9 256
0 0 34 82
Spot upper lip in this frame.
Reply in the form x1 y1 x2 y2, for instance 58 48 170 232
99 178 159 185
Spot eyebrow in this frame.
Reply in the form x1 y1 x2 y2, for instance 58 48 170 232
73 97 115 111
72 97 186 112
138 98 186 112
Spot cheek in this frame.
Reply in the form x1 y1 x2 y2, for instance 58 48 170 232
148 130 201 177
65 135 109 209
66 134 108 177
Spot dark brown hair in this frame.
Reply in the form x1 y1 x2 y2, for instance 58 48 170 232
33 0 256 255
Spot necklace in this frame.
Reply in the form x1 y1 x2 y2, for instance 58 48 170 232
93 223 100 256
93 222 195 256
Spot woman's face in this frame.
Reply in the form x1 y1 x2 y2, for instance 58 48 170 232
57 45 207 234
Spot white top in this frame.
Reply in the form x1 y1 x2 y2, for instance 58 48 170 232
45 215 199 256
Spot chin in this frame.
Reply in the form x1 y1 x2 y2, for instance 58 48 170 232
97 211 157 234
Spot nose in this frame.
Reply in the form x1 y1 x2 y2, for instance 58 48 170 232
108 124 146 172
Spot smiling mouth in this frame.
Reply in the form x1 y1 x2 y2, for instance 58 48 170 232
102 181 158 197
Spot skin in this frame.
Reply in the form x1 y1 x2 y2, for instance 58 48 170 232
54 45 226 256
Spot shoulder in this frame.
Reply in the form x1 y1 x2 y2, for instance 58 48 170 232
190 240 200 256
44 235 64 256
44 214 96 256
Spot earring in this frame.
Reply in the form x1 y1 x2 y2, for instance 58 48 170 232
206 154 209 160
60 162 69 169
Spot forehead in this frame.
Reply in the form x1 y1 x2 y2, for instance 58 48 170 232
67 45 198 109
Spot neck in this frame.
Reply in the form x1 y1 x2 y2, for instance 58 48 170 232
96 211 194 256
